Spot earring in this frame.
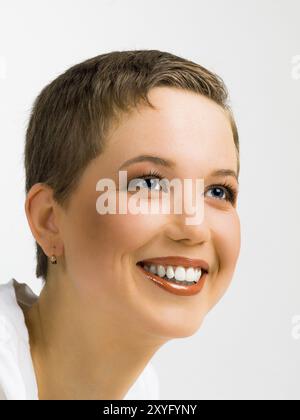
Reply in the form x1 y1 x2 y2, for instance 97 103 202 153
50 254 57 264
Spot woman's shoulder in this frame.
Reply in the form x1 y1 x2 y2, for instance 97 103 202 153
0 279 30 343
123 360 160 400
142 360 160 399
0 279 39 400
0 279 21 340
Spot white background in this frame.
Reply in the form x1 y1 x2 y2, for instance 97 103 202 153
0 0 299 400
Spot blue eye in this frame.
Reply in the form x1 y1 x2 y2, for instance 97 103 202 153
128 170 169 193
129 178 160 191
205 184 237 204
127 171 238 205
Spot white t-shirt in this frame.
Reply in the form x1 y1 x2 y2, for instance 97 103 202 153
0 278 160 400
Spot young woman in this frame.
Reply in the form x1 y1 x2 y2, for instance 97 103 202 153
0 49 240 400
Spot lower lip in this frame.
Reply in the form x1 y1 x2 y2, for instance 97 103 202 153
136 264 208 297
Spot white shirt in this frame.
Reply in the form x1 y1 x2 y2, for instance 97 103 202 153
0 278 160 400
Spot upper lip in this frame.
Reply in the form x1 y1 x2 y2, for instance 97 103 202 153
137 256 209 272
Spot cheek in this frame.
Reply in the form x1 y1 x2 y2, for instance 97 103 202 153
81 190 164 253
86 212 163 254
208 210 241 304
216 211 241 268
62 197 163 285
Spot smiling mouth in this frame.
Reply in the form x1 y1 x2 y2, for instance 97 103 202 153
136 261 208 297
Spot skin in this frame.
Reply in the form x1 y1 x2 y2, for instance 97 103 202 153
23 86 241 400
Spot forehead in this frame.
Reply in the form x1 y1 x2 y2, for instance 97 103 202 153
104 86 237 175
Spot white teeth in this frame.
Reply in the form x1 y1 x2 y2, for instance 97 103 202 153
157 265 166 277
141 263 204 284
149 264 157 274
174 266 186 281
166 266 175 279
186 267 196 282
195 269 202 282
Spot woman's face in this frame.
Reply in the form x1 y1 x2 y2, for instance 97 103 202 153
56 86 240 340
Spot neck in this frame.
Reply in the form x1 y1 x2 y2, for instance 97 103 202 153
23 274 166 400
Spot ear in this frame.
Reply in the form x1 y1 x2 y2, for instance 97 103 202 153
24 183 64 257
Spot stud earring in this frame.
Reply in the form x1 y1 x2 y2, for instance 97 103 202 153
50 254 57 264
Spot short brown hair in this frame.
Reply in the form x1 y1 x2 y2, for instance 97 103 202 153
24 49 239 282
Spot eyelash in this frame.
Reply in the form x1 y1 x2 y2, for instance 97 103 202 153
129 169 238 205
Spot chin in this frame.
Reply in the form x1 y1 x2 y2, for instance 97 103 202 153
141 311 207 340
169 318 206 339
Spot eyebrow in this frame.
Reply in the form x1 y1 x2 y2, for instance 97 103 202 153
118 154 239 183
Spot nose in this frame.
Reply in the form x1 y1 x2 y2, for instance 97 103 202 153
161 176 211 246
164 209 211 246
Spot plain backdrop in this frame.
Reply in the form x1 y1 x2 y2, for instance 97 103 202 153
0 0 299 400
